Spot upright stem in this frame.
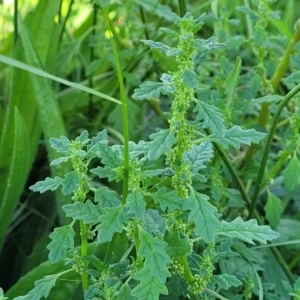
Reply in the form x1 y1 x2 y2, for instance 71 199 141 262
177 0 187 17
14 0 18 46
80 220 89 290
243 20 300 165
102 7 129 203
250 82 300 217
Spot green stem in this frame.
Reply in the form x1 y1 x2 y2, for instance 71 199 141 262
205 288 229 300
243 20 300 165
250 82 300 217
80 220 89 291
102 7 129 203
177 255 197 300
177 0 187 17
14 0 18 46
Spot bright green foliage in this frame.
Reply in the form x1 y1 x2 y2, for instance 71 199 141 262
6 2 297 299
264 191 283 228
138 229 171 283
216 217 280 244
14 276 57 300
183 190 220 243
47 225 75 263
131 267 168 300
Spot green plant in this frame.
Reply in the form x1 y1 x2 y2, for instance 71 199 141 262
2 0 300 299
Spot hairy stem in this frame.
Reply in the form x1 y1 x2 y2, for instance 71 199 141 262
102 6 129 203
250 82 300 217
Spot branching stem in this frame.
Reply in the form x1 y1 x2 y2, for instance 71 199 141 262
250 82 300 217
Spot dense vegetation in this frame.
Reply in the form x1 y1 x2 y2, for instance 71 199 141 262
0 0 300 299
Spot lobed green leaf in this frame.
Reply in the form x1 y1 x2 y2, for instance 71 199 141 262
97 206 128 243
47 225 75 263
29 176 63 193
194 100 226 135
147 129 176 160
216 217 280 244
14 276 57 300
182 191 220 243
184 142 213 174
151 187 183 211
138 229 171 283
61 171 80 196
62 200 102 224
94 187 120 213
131 267 168 300
210 125 266 149
126 190 146 220
211 274 242 290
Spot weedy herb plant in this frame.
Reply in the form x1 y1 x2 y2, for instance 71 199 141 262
2 0 300 300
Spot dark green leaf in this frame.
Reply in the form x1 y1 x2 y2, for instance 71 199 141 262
147 129 176 160
151 188 182 211
61 171 80 195
29 176 63 193
116 283 137 300
97 206 128 243
164 231 191 257
194 101 225 135
224 57 241 104
182 191 219 243
264 191 283 228
47 225 75 263
216 217 280 244
126 190 146 220
283 154 300 191
62 200 102 224
138 229 171 283
131 267 168 300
